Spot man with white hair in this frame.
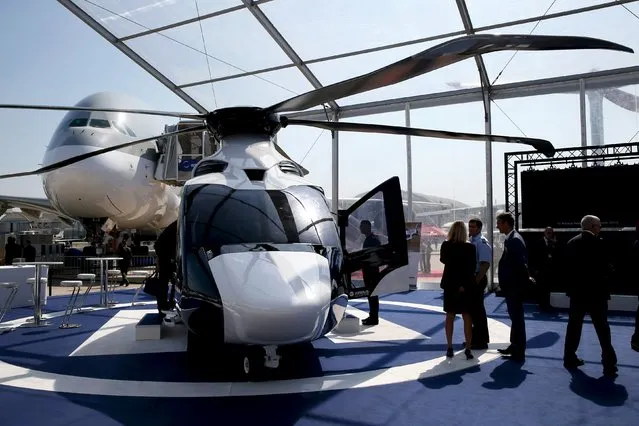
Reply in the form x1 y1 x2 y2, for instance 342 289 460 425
563 215 618 377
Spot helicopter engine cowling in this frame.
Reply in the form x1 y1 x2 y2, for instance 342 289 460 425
209 250 332 345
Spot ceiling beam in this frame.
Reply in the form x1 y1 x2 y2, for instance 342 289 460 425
455 0 491 91
240 0 339 112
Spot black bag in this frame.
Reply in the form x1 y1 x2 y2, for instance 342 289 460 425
142 272 162 297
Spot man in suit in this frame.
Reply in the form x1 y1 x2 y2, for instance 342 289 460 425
360 219 381 326
563 215 618 376
631 222 639 352
23 240 36 262
496 212 529 362
529 226 561 312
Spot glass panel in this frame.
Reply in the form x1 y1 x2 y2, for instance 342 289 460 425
261 0 464 60
89 118 111 128
182 67 315 110
78 0 243 39
123 8 294 87
307 39 481 106
480 6 639 85
466 0 613 29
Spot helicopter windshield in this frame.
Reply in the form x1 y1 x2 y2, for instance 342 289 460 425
182 184 340 255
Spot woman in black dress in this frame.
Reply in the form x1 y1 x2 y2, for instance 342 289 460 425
440 220 476 360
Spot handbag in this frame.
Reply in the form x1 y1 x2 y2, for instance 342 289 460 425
142 272 162 297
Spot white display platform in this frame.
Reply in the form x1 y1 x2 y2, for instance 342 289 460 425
550 292 639 312
0 265 48 309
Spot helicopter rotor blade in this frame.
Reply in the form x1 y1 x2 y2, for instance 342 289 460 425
0 125 207 180
0 104 205 120
266 34 633 114
281 118 556 157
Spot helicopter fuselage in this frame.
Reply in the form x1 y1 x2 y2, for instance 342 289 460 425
175 135 349 348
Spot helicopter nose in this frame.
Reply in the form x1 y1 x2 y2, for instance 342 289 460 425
210 250 333 345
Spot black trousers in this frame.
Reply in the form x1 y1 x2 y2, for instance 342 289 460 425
633 298 639 344
564 298 617 368
505 291 526 355
470 276 489 345
363 268 379 320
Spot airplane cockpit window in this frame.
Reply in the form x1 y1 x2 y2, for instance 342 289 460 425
89 118 111 129
124 124 137 137
68 118 89 127
111 121 129 136
182 184 340 256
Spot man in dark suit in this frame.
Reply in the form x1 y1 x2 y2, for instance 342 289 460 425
632 227 639 352
23 240 36 262
563 215 618 376
360 219 381 326
496 212 529 362
529 226 561 312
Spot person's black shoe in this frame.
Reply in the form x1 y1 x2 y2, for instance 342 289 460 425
563 358 585 369
631 340 639 352
503 352 525 362
497 346 512 355
603 365 618 378
362 317 378 326
446 347 454 358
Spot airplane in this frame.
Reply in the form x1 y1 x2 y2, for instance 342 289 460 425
0 33 633 378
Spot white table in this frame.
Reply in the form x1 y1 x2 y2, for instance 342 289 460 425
14 261 64 327
86 257 122 307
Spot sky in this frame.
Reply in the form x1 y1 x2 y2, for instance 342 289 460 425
1 0 639 209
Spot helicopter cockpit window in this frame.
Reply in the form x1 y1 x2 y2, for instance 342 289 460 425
89 118 111 129
68 118 89 127
182 184 340 255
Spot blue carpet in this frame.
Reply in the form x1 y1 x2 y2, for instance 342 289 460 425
0 289 637 426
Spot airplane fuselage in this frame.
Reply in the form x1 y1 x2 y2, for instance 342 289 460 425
40 92 181 236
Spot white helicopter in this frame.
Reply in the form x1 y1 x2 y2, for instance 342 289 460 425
0 34 633 378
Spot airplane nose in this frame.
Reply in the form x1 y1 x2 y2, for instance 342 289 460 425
209 250 334 345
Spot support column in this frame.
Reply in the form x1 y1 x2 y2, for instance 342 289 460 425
331 112 339 214
405 103 413 221
484 93 494 288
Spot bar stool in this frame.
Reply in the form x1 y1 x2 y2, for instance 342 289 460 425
0 282 19 324
107 269 121 304
76 273 96 311
131 270 154 306
59 280 83 329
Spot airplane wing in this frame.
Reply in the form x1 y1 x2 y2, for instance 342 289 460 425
0 195 76 226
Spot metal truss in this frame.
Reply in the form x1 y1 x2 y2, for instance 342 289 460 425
505 142 639 229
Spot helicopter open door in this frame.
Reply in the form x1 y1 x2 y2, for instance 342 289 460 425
337 176 409 299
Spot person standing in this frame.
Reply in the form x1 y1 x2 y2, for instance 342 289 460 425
360 220 381 326
496 212 529 362
440 220 476 360
468 218 492 349
117 234 132 287
563 215 618 377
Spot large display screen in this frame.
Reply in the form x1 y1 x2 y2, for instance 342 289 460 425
520 164 639 228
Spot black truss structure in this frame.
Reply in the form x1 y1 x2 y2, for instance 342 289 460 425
504 141 639 230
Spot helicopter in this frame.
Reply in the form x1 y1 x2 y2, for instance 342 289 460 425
0 33 633 378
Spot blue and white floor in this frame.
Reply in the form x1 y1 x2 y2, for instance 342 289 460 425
0 289 637 425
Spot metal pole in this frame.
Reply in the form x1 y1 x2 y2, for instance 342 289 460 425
579 78 587 147
405 103 413 221
331 112 339 214
484 94 494 289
